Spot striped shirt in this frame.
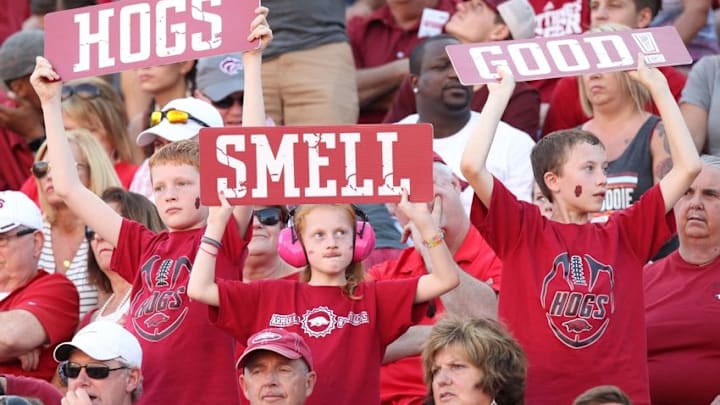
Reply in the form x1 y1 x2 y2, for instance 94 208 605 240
37 221 98 317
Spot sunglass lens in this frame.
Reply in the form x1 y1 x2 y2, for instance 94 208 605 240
86 365 111 379
166 109 189 124
64 363 80 378
85 227 96 241
213 96 234 109
32 161 49 179
255 209 281 226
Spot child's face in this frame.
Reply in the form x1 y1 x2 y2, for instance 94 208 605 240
151 164 206 231
553 142 608 214
299 206 355 284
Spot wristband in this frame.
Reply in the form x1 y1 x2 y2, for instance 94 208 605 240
201 236 222 249
422 231 445 249
199 245 217 257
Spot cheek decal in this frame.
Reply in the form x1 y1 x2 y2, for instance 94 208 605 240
575 185 582 198
195 197 200 209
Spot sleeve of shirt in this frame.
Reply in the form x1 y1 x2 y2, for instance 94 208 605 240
614 184 676 263
469 177 533 259
111 218 157 283
209 278 267 343
374 277 428 346
14 273 79 345
219 216 250 279
680 57 714 111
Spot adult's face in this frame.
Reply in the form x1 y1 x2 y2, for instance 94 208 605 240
446 0 501 43
415 39 472 112
37 143 91 207
431 344 493 405
240 351 316 405
66 350 140 405
248 206 284 259
589 0 650 29
675 164 720 244
0 227 40 284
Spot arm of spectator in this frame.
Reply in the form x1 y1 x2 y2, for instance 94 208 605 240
357 59 409 109
438 269 498 319
650 121 673 184
346 0 385 20
382 325 432 364
673 0 713 45
0 309 47 362
680 102 708 153
17 348 40 372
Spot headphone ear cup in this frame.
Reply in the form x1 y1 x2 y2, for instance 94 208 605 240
277 227 308 267
353 221 376 263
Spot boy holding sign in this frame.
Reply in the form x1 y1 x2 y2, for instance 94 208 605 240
29 8 272 405
459 60 700 404
188 196 460 405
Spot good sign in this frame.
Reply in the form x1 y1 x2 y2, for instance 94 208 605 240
446 26 691 84
44 0 258 80
198 125 434 205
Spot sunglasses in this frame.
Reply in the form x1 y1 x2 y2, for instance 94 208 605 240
61 83 103 101
85 226 97 241
254 207 283 226
31 161 87 179
149 109 212 128
63 362 128 379
211 93 243 109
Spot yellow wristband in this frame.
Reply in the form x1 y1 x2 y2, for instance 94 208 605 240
422 231 445 249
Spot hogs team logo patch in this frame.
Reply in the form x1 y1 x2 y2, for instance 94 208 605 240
540 253 615 349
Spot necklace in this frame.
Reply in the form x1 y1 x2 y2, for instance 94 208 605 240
98 289 131 317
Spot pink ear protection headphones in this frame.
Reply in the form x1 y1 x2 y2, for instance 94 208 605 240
277 205 376 267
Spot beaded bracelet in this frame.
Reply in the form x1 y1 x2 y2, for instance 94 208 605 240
199 245 218 257
422 231 445 249
201 236 222 249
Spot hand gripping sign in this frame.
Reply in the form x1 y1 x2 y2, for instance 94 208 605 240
198 124 434 205
44 0 259 80
446 26 691 84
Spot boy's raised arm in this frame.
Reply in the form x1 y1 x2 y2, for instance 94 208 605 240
231 6 274 234
459 67 516 208
629 59 702 212
30 57 122 246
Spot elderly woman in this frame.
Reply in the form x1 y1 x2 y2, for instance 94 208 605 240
34 129 121 317
422 317 527 405
243 205 300 282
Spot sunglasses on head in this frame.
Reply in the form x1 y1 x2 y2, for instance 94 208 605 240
254 207 283 226
211 93 243 109
149 109 212 128
61 83 103 101
31 161 87 179
62 361 128 379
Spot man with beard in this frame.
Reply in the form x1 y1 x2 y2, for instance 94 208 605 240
396 34 535 213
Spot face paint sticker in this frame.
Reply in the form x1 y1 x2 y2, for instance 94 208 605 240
575 185 582 198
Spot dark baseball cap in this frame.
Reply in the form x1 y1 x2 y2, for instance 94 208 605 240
0 30 44 84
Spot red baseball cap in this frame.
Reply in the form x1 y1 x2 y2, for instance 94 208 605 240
237 328 314 371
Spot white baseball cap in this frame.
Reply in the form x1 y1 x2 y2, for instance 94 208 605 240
54 321 143 368
0 191 43 233
135 97 224 147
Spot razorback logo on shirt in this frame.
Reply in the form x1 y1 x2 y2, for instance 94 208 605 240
269 306 369 338
130 255 191 342
540 253 615 348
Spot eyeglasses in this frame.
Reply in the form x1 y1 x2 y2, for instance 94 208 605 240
254 207 283 226
61 83 103 101
31 161 88 179
63 362 128 379
0 228 36 247
149 109 212 128
211 93 243 109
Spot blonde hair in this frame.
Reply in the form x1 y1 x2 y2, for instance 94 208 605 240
62 77 141 164
578 23 650 117
293 204 365 300
36 129 122 224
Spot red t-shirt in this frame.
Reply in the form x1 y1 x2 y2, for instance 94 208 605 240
212 278 427 405
347 0 459 124
0 92 33 191
644 252 720 405
0 271 79 381
542 66 687 136
111 218 248 405
367 226 502 405
470 178 673 405
383 76 540 137
4 374 63 405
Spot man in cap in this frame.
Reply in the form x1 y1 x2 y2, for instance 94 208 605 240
0 191 79 381
54 321 143 405
129 97 224 200
238 328 317 405
195 54 274 127
0 30 46 190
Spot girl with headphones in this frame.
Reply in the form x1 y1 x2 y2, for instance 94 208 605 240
188 191 460 404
